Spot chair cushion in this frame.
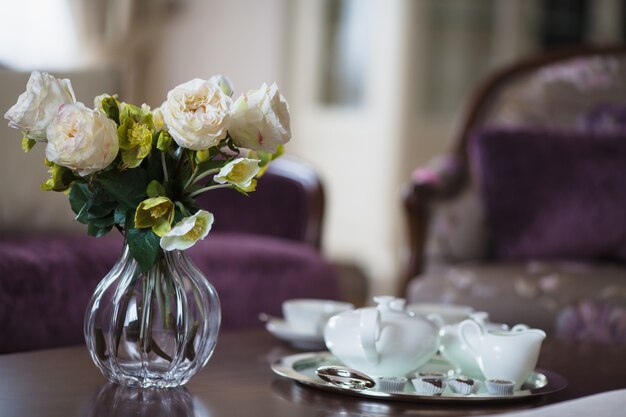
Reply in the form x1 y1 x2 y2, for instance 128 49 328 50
471 126 626 261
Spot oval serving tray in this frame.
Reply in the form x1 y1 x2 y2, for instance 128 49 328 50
271 352 567 403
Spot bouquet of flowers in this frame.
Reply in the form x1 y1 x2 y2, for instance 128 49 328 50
4 71 291 271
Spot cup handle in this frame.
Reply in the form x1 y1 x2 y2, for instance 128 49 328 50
458 319 483 358
360 309 380 364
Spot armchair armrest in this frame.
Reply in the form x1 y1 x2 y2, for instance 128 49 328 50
400 154 467 295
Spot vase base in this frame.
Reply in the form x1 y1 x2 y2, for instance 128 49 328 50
105 371 192 389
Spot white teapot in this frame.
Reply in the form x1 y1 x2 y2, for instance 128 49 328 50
324 296 440 377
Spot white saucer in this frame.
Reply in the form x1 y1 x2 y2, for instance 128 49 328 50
265 319 327 350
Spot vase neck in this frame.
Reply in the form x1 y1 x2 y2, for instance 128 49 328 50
120 243 187 269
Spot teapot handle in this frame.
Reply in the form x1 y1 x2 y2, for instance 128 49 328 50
360 309 380 364
458 319 483 358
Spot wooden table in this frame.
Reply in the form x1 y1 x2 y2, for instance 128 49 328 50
0 329 624 417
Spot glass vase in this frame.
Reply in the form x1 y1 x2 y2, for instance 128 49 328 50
84 244 221 388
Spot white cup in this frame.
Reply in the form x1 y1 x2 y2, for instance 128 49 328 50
283 299 353 335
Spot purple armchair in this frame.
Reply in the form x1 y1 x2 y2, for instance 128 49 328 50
0 157 340 353
402 46 626 344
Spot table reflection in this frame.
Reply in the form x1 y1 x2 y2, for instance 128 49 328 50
84 382 211 417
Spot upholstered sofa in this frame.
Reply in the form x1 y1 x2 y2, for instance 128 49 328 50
402 46 626 344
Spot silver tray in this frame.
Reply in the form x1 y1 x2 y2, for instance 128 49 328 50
271 352 568 403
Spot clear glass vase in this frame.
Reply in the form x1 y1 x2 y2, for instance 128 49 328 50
84 244 221 388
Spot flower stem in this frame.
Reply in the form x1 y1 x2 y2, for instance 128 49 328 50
175 201 190 217
161 152 169 182
183 166 200 191
188 184 232 198
189 168 220 188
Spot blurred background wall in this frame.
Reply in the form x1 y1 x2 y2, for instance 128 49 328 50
1 0 625 298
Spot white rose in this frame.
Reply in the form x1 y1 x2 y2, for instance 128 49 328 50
214 158 261 190
161 78 233 151
4 71 76 141
229 83 291 153
45 102 119 176
160 210 214 251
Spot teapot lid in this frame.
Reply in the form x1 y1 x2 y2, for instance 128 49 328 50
373 296 406 312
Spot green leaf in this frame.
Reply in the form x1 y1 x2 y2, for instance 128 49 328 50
41 163 76 192
69 183 91 223
102 96 120 125
22 136 36 152
88 222 112 238
197 158 231 173
89 213 114 229
145 148 167 184
156 131 172 151
95 169 148 209
87 202 116 220
124 210 135 229
69 183 90 213
114 207 128 226
146 180 166 198
256 144 284 177
126 227 162 272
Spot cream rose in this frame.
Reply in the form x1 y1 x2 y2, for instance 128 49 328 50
228 83 291 153
161 78 233 150
45 102 119 176
4 71 76 141
160 210 214 251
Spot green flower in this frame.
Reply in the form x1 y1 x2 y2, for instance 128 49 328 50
214 158 261 192
118 104 154 168
160 210 214 251
40 159 75 192
134 196 175 237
